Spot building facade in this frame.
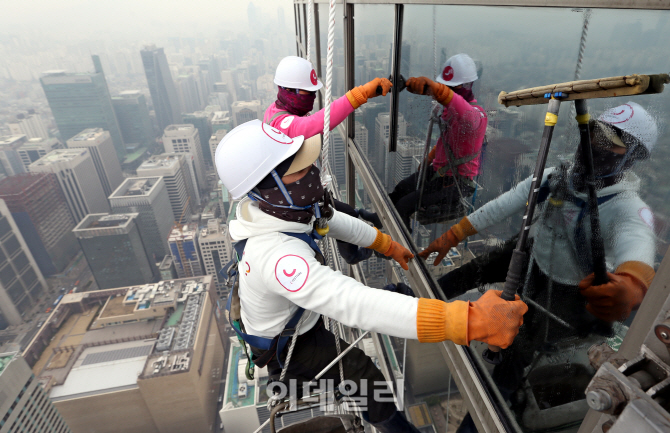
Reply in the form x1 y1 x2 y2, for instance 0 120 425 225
0 352 72 433
140 45 182 132
8 111 49 140
209 129 227 173
0 200 48 329
168 223 203 278
197 219 232 298
181 111 214 169
0 135 28 178
162 125 206 192
17 137 61 171
137 154 198 223
28 149 110 223
112 91 154 147
231 101 262 127
66 128 124 197
0 173 79 276
109 177 173 262
73 213 156 289
40 56 125 160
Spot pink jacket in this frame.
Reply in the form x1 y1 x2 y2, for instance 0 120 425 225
432 93 487 179
263 95 355 138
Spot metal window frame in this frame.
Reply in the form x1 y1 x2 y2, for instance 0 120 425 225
292 2 670 432
294 0 670 9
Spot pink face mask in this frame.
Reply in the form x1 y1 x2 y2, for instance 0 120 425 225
276 87 316 116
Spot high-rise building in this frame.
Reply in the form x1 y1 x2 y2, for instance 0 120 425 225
40 56 126 160
211 110 232 132
28 148 110 223
23 276 224 433
0 199 48 328
182 111 214 169
109 177 173 262
209 129 227 170
141 45 182 132
112 90 154 147
158 255 177 280
393 137 424 186
197 218 232 298
162 125 206 191
137 154 198 223
329 122 367 187
73 213 156 289
0 352 72 433
16 137 61 171
231 101 263 127
0 173 79 276
375 113 406 189
8 111 49 139
0 135 28 177
66 128 124 196
168 223 204 278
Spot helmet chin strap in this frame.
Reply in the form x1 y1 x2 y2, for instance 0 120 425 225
595 145 638 180
247 170 321 217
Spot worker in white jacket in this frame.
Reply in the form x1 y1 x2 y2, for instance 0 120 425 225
419 102 657 430
215 120 528 432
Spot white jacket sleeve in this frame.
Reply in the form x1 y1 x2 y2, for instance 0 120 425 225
605 196 656 269
468 170 553 232
264 237 419 340
327 208 378 247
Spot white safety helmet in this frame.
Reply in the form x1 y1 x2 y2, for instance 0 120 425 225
274 56 323 92
435 54 478 87
596 101 658 157
215 120 322 200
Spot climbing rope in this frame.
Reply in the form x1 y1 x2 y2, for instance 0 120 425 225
306 0 314 63
321 0 336 175
433 5 438 78
574 9 591 81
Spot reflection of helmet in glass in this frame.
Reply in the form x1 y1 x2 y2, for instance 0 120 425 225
435 54 478 86
596 102 658 160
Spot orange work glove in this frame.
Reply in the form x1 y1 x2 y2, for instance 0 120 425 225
346 77 393 109
467 290 528 348
367 228 414 270
405 76 454 105
579 262 653 322
418 217 477 266
415 290 528 347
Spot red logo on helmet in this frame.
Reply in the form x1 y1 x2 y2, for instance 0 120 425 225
442 66 454 82
601 104 634 124
310 69 318 86
261 123 294 145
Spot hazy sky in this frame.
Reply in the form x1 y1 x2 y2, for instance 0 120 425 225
1 0 294 40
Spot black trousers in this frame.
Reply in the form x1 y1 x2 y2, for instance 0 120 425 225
389 168 474 228
251 318 397 424
437 239 610 391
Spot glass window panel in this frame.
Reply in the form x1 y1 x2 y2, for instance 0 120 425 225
0 217 10 239
21 268 38 290
0 263 17 287
3 234 20 257
11 251 29 274
386 5 670 432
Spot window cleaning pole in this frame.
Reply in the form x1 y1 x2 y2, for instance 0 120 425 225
482 95 563 365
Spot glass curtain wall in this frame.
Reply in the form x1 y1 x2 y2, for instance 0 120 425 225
341 3 670 433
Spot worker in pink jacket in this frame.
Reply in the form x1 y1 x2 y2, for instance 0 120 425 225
264 56 391 264
389 54 488 229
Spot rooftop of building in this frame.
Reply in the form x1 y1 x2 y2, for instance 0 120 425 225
30 148 87 166
0 135 27 147
164 124 196 134
137 154 182 170
118 90 141 97
159 255 173 270
22 137 59 147
109 177 162 198
183 111 211 119
211 111 230 122
0 173 50 196
199 219 228 240
231 100 260 108
74 213 136 231
68 128 106 142
24 277 212 400
0 352 18 376
168 223 199 242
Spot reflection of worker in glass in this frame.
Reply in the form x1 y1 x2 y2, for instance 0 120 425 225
389 54 488 228
420 102 657 430
264 56 389 264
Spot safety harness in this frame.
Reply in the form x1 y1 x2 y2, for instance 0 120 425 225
221 231 324 380
536 180 619 274
264 110 292 125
